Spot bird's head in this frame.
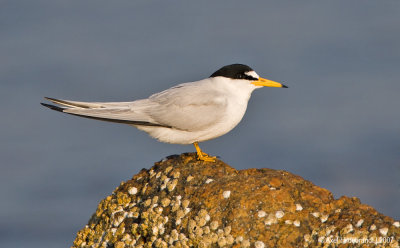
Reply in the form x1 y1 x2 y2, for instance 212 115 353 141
210 64 288 89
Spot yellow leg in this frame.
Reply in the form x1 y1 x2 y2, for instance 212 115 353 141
193 142 216 162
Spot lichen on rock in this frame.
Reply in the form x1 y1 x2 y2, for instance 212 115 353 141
72 153 400 248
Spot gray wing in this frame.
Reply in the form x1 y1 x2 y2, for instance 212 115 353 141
41 80 227 130
146 82 228 131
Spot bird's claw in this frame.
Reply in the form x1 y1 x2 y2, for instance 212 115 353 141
197 152 216 162
193 141 216 162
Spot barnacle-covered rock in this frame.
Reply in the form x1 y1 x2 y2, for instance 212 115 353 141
72 153 400 248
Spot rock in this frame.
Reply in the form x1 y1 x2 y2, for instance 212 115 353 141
72 153 400 248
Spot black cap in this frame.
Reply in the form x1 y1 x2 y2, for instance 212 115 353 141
210 64 257 80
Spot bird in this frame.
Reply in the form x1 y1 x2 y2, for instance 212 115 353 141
41 64 287 162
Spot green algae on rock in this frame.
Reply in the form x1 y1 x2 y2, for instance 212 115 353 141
72 153 400 248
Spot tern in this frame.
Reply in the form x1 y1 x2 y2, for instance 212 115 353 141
41 64 287 161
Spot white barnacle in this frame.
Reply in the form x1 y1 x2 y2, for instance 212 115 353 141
344 224 353 234
112 213 126 227
326 225 335 235
197 218 207 227
264 213 277 225
242 239 251 248
303 234 311 243
179 233 187 241
226 235 234 245
258 210 266 218
128 187 138 195
311 212 320 218
379 227 388 236
171 201 180 212
195 226 204 236
320 214 329 223
152 226 159 235
167 179 178 192
370 224 377 231
205 178 214 184
393 221 400 228
223 190 231 198
198 209 208 218
235 236 243 243
210 221 219 230
184 207 191 214
121 233 132 242
224 226 231 235
217 237 227 247
161 177 170 190
186 176 194 182
156 207 163 214
275 210 284 219
293 220 300 227
355 219 364 227
254 241 265 248
161 198 171 207
171 229 179 241
285 220 292 225
295 203 303 211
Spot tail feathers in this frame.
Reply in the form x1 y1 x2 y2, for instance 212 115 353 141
44 97 103 108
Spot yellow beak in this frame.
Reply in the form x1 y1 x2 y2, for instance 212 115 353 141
252 77 288 88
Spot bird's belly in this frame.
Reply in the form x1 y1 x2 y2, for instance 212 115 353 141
135 101 248 144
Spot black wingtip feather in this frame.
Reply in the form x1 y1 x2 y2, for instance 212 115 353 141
40 102 65 112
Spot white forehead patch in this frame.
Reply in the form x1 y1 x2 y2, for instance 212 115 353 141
245 71 259 79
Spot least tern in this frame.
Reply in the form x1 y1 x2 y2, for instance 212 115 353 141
41 64 287 161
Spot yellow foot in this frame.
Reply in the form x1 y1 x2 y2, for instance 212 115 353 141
197 152 216 162
193 142 216 162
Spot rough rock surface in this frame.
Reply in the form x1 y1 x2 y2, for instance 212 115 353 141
72 153 400 248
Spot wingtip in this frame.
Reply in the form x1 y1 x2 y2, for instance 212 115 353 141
40 102 64 112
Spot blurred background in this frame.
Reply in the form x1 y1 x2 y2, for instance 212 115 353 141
1 1 399 247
